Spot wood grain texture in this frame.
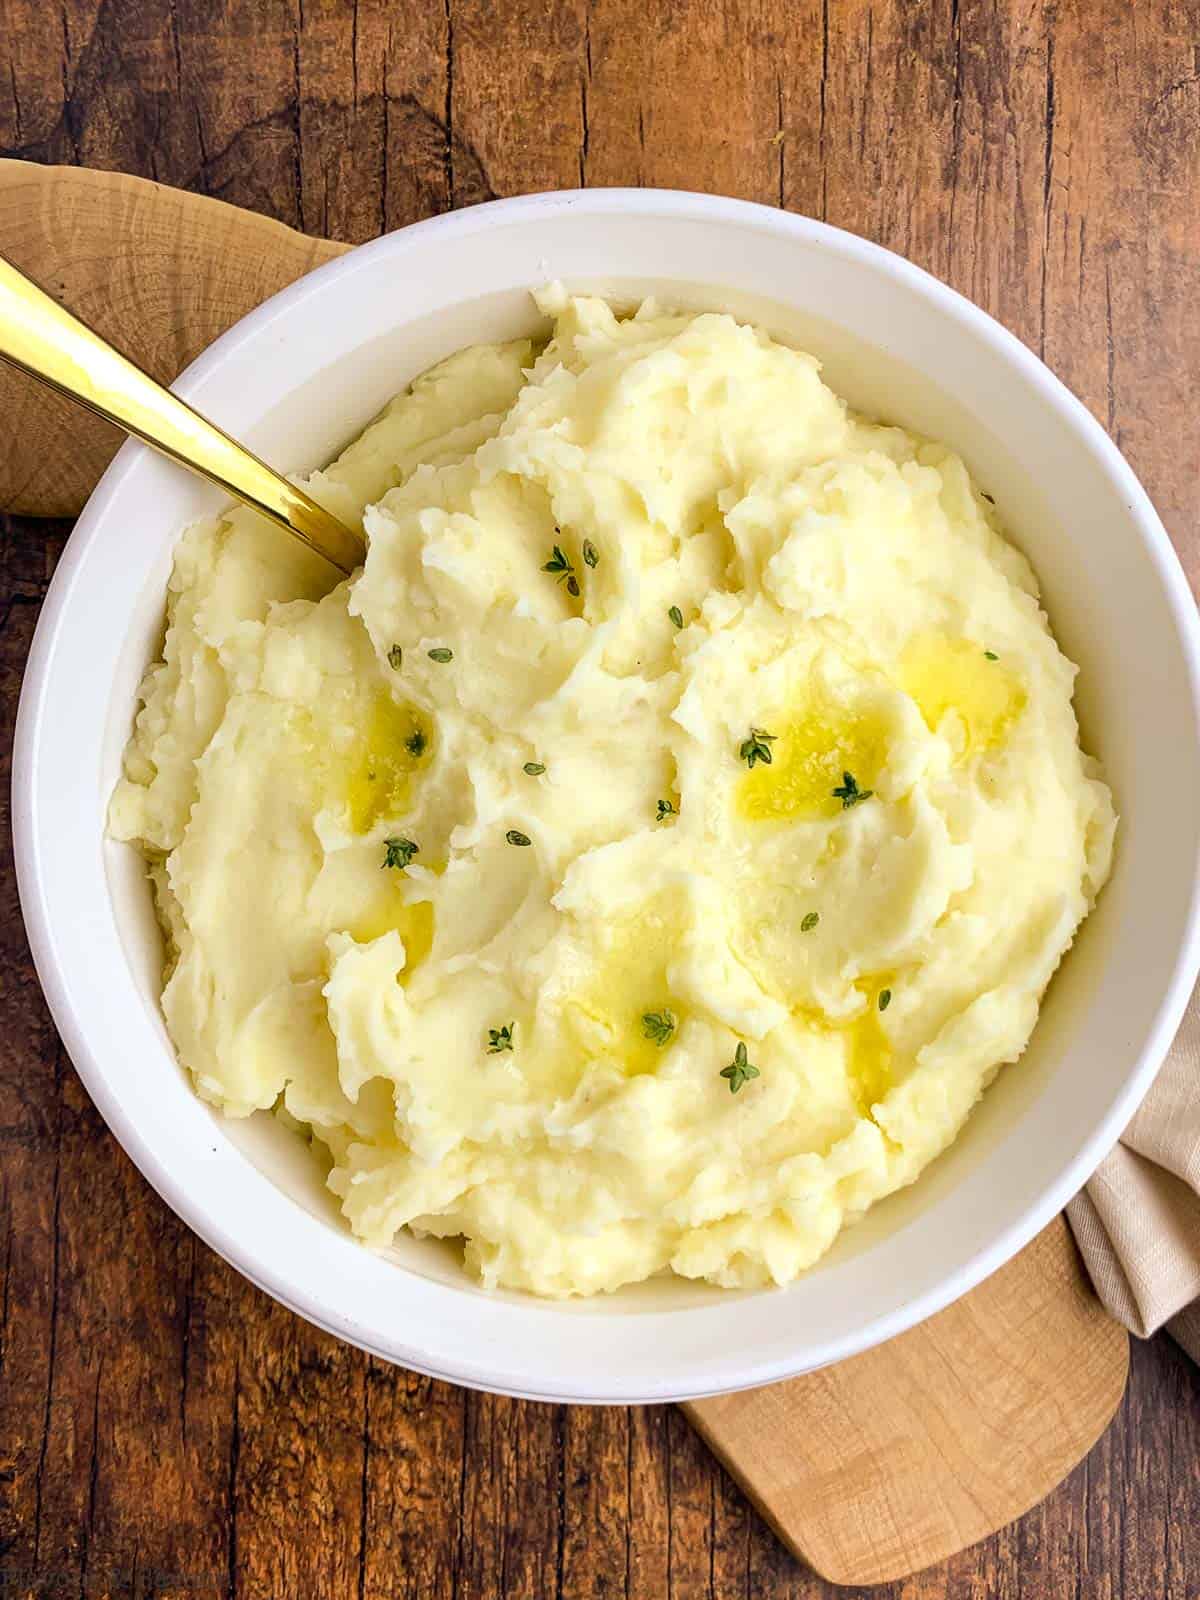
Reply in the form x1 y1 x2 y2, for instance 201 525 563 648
687 1218 1128 1586
0 162 348 515
2 1 1200 1596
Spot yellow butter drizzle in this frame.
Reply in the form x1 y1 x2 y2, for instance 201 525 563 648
898 633 1024 758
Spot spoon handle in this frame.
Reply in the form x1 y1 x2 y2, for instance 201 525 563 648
0 253 364 574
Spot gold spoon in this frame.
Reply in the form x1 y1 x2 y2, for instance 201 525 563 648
0 254 364 574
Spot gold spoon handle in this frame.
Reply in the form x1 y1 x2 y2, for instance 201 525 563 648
0 254 364 574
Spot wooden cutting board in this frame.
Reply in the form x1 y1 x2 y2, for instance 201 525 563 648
0 158 1129 1586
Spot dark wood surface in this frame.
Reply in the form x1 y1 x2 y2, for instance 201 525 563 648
2 2 1200 1595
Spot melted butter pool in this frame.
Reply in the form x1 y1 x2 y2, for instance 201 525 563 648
899 633 1024 758
347 895 435 970
563 904 687 1080
291 690 433 835
794 983 895 1119
343 692 432 834
288 689 436 977
738 699 889 822
843 992 894 1115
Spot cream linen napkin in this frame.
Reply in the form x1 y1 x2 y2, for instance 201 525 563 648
1066 986 1200 1362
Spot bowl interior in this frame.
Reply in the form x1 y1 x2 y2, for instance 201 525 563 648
23 195 1200 1397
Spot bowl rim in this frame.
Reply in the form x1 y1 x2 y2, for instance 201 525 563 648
14 186 1200 1402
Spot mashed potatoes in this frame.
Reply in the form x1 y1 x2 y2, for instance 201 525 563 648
110 291 1115 1297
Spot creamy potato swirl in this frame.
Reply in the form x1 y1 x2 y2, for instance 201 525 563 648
111 292 1115 1297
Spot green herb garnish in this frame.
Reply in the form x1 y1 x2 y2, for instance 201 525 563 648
583 540 599 569
506 829 532 847
428 647 453 663
543 544 580 598
382 837 419 870
487 1023 515 1053
405 729 427 758
801 911 820 932
878 989 892 1012
387 644 403 670
642 1010 676 1047
720 1041 760 1094
668 605 684 629
524 762 546 776
832 770 873 809
739 727 777 769
984 650 999 661
656 799 676 821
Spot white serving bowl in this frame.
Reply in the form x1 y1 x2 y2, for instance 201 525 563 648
14 190 1200 1403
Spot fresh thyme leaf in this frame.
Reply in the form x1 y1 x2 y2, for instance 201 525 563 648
505 829 532 847
382 836 419 870
642 1010 676 1047
405 729 427 759
523 762 546 776
720 1040 760 1094
878 988 892 1012
583 540 599 569
427 647 453 663
739 727 777 769
487 1023 515 1053
832 770 874 809
984 650 999 660
543 543 576 585
387 644 403 670
656 798 677 822
801 911 820 932
668 605 684 629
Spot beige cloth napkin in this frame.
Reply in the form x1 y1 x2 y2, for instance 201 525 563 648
1067 986 1200 1362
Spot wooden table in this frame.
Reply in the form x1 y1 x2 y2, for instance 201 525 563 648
2 3 1199 1595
